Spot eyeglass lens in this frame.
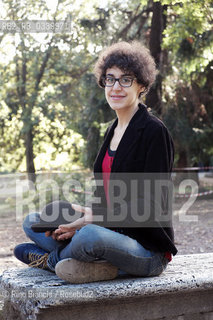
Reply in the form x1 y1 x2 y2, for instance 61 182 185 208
104 76 134 87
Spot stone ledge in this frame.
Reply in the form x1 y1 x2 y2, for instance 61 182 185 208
1 253 213 320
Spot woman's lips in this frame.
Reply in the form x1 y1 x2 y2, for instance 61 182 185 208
110 95 125 100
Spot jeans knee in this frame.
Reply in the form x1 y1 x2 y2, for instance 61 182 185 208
23 213 40 235
77 224 104 243
71 224 104 256
79 224 99 235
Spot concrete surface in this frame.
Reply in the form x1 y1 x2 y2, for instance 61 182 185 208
0 253 213 320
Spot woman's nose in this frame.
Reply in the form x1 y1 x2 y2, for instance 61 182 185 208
113 79 122 90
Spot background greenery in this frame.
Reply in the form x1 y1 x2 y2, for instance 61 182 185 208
0 0 212 179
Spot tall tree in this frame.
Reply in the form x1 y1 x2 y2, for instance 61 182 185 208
146 1 167 115
0 0 97 177
161 0 213 166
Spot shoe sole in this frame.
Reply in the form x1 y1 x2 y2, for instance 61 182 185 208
55 258 118 284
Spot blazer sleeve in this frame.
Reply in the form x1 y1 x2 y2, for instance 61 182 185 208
143 122 174 173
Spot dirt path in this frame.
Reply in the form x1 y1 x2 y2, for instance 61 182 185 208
0 222 28 275
173 198 213 254
0 198 212 275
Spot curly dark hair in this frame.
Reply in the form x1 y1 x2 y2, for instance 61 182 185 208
94 41 157 95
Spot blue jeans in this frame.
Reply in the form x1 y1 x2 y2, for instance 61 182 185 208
23 213 168 276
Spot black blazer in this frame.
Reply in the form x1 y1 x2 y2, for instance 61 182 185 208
92 103 177 255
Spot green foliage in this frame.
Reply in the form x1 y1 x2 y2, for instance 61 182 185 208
0 0 94 173
159 0 213 166
162 0 213 75
0 0 212 172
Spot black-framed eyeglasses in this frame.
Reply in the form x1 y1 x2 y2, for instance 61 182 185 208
102 76 136 88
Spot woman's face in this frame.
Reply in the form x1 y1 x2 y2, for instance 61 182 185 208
104 66 143 112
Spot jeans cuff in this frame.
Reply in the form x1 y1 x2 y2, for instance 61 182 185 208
47 248 59 271
47 259 56 272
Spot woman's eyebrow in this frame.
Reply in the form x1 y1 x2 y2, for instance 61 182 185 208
106 73 132 77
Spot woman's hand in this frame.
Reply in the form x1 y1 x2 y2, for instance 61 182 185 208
45 230 64 241
46 204 93 241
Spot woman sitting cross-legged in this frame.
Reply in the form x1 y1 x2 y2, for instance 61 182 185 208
14 41 177 283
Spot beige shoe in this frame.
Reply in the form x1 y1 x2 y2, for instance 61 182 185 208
55 258 118 284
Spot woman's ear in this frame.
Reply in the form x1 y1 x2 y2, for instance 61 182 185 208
139 87 148 98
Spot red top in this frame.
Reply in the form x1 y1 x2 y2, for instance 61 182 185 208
102 147 115 206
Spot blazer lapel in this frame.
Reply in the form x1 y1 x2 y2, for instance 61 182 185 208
93 119 118 173
111 104 149 172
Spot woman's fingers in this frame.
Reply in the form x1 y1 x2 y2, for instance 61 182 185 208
45 230 58 240
54 222 73 233
52 204 93 240
57 217 84 231
51 231 58 240
57 230 76 240
50 228 75 240
57 225 73 231
45 231 51 237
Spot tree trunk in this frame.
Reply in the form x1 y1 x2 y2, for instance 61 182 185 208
25 129 36 184
146 1 167 115
145 74 162 114
177 149 188 168
86 126 100 169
